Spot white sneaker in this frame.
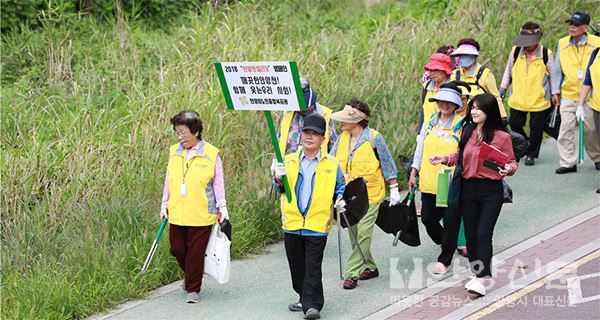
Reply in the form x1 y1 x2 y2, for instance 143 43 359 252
466 279 486 296
432 262 449 274
464 277 475 290
186 291 201 303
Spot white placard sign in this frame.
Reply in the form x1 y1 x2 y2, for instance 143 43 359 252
214 61 306 112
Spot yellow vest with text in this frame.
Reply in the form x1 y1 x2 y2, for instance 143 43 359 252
451 64 507 118
335 130 386 204
422 82 440 121
279 105 333 155
280 151 339 233
419 114 463 194
167 143 219 226
508 45 552 112
558 34 600 100
590 52 600 112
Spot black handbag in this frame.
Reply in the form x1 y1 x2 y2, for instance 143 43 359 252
544 105 560 139
502 180 513 204
510 131 529 163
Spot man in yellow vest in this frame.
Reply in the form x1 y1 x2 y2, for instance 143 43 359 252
499 22 555 166
577 46 600 192
276 78 337 156
272 113 346 320
552 11 600 173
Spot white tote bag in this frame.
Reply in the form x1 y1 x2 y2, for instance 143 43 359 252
204 223 231 284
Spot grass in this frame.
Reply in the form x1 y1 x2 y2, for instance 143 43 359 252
1 0 598 318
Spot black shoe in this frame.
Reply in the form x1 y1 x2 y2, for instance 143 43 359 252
304 308 321 319
555 166 577 174
595 162 600 170
288 301 302 312
525 156 534 166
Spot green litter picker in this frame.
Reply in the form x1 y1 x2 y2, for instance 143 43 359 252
578 118 585 164
140 218 168 275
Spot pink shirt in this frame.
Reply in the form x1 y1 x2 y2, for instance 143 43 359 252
445 130 518 180
161 141 226 210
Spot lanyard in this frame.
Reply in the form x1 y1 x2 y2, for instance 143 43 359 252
181 156 195 183
571 42 586 71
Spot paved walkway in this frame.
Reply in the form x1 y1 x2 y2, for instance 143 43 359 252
91 139 599 320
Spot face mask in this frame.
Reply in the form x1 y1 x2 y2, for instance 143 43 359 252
458 55 477 68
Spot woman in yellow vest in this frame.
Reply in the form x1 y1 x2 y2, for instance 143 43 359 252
499 22 554 166
408 84 465 274
160 110 229 304
578 46 600 192
450 38 508 122
417 52 454 133
330 99 400 290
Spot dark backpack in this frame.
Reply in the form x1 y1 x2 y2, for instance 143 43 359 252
512 46 549 66
454 65 489 93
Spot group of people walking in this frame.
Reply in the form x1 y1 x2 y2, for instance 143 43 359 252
156 10 599 320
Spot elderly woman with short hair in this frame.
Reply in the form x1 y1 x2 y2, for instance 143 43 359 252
160 110 228 303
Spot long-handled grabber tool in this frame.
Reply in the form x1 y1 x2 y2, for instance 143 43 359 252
140 218 168 275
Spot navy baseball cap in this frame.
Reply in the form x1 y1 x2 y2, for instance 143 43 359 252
566 12 591 25
302 114 326 134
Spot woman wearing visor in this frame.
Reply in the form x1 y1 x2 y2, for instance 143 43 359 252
500 22 554 166
330 98 400 290
409 84 465 274
450 38 508 123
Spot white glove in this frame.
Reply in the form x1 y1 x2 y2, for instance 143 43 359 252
334 197 346 214
218 206 229 223
389 187 401 206
274 162 287 180
270 158 277 175
575 105 584 121
160 207 168 220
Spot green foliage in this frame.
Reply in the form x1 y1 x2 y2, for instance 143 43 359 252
2 0 600 318
1 0 49 31
0 0 205 32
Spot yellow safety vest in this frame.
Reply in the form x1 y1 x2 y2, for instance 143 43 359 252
558 34 600 101
167 142 220 226
590 51 600 112
278 105 333 155
451 64 507 118
280 151 339 233
422 81 440 120
508 45 552 112
419 114 463 194
335 129 386 204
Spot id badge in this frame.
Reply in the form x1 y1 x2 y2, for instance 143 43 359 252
577 70 584 80
180 182 187 196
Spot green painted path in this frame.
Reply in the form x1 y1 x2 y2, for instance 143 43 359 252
92 139 599 320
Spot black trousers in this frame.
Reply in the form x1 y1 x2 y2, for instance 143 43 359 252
420 193 461 266
509 107 552 158
460 179 503 278
284 233 327 312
